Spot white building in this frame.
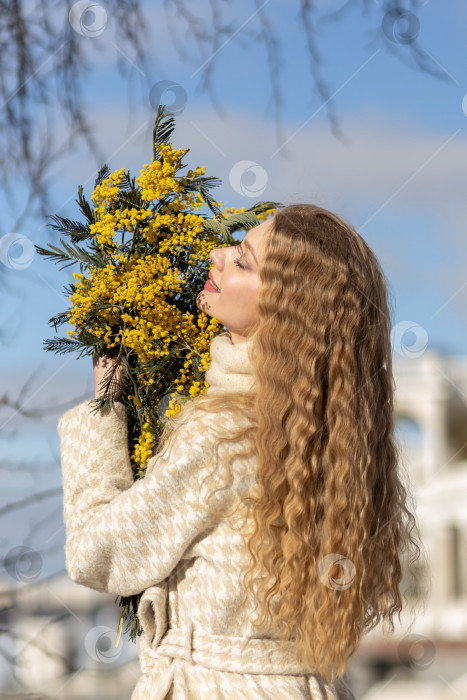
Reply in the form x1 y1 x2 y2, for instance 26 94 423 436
1 348 466 699
0 576 140 698
349 348 467 700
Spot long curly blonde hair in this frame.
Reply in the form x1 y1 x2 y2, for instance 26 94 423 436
156 203 422 682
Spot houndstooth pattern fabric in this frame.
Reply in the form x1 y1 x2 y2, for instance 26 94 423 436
58 334 356 700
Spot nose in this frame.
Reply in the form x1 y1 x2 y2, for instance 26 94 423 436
209 247 224 269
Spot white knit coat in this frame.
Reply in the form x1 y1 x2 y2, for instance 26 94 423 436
58 332 356 699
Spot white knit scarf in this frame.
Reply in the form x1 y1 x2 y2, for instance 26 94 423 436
204 331 256 395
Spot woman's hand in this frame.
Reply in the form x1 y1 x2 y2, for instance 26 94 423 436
93 354 126 400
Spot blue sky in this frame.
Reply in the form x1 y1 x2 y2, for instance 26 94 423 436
1 0 466 577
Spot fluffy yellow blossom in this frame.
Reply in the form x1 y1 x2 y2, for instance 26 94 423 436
65 152 274 475
132 427 154 473
136 143 189 201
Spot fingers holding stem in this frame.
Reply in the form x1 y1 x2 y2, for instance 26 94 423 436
93 353 126 400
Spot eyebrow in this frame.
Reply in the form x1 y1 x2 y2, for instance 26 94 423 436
241 237 258 265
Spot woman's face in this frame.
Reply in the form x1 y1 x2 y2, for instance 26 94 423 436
196 218 273 344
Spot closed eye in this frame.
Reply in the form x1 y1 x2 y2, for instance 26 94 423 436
234 245 247 269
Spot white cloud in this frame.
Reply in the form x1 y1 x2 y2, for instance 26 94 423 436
44 101 467 321
51 102 467 222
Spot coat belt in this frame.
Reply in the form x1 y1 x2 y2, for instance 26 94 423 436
140 621 316 676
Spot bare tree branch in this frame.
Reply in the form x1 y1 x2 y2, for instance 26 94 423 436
0 390 91 419
0 0 451 219
0 489 62 518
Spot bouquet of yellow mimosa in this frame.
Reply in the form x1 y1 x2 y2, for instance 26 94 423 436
36 105 278 643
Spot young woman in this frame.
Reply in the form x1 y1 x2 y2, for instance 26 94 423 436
58 203 420 699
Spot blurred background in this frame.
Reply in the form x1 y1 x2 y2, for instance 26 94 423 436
0 0 466 697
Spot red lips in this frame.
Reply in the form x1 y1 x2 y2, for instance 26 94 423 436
208 271 220 291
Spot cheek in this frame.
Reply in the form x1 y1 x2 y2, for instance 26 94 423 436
220 272 261 306
234 281 261 307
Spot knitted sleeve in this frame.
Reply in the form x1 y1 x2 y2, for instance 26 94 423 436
57 399 224 596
